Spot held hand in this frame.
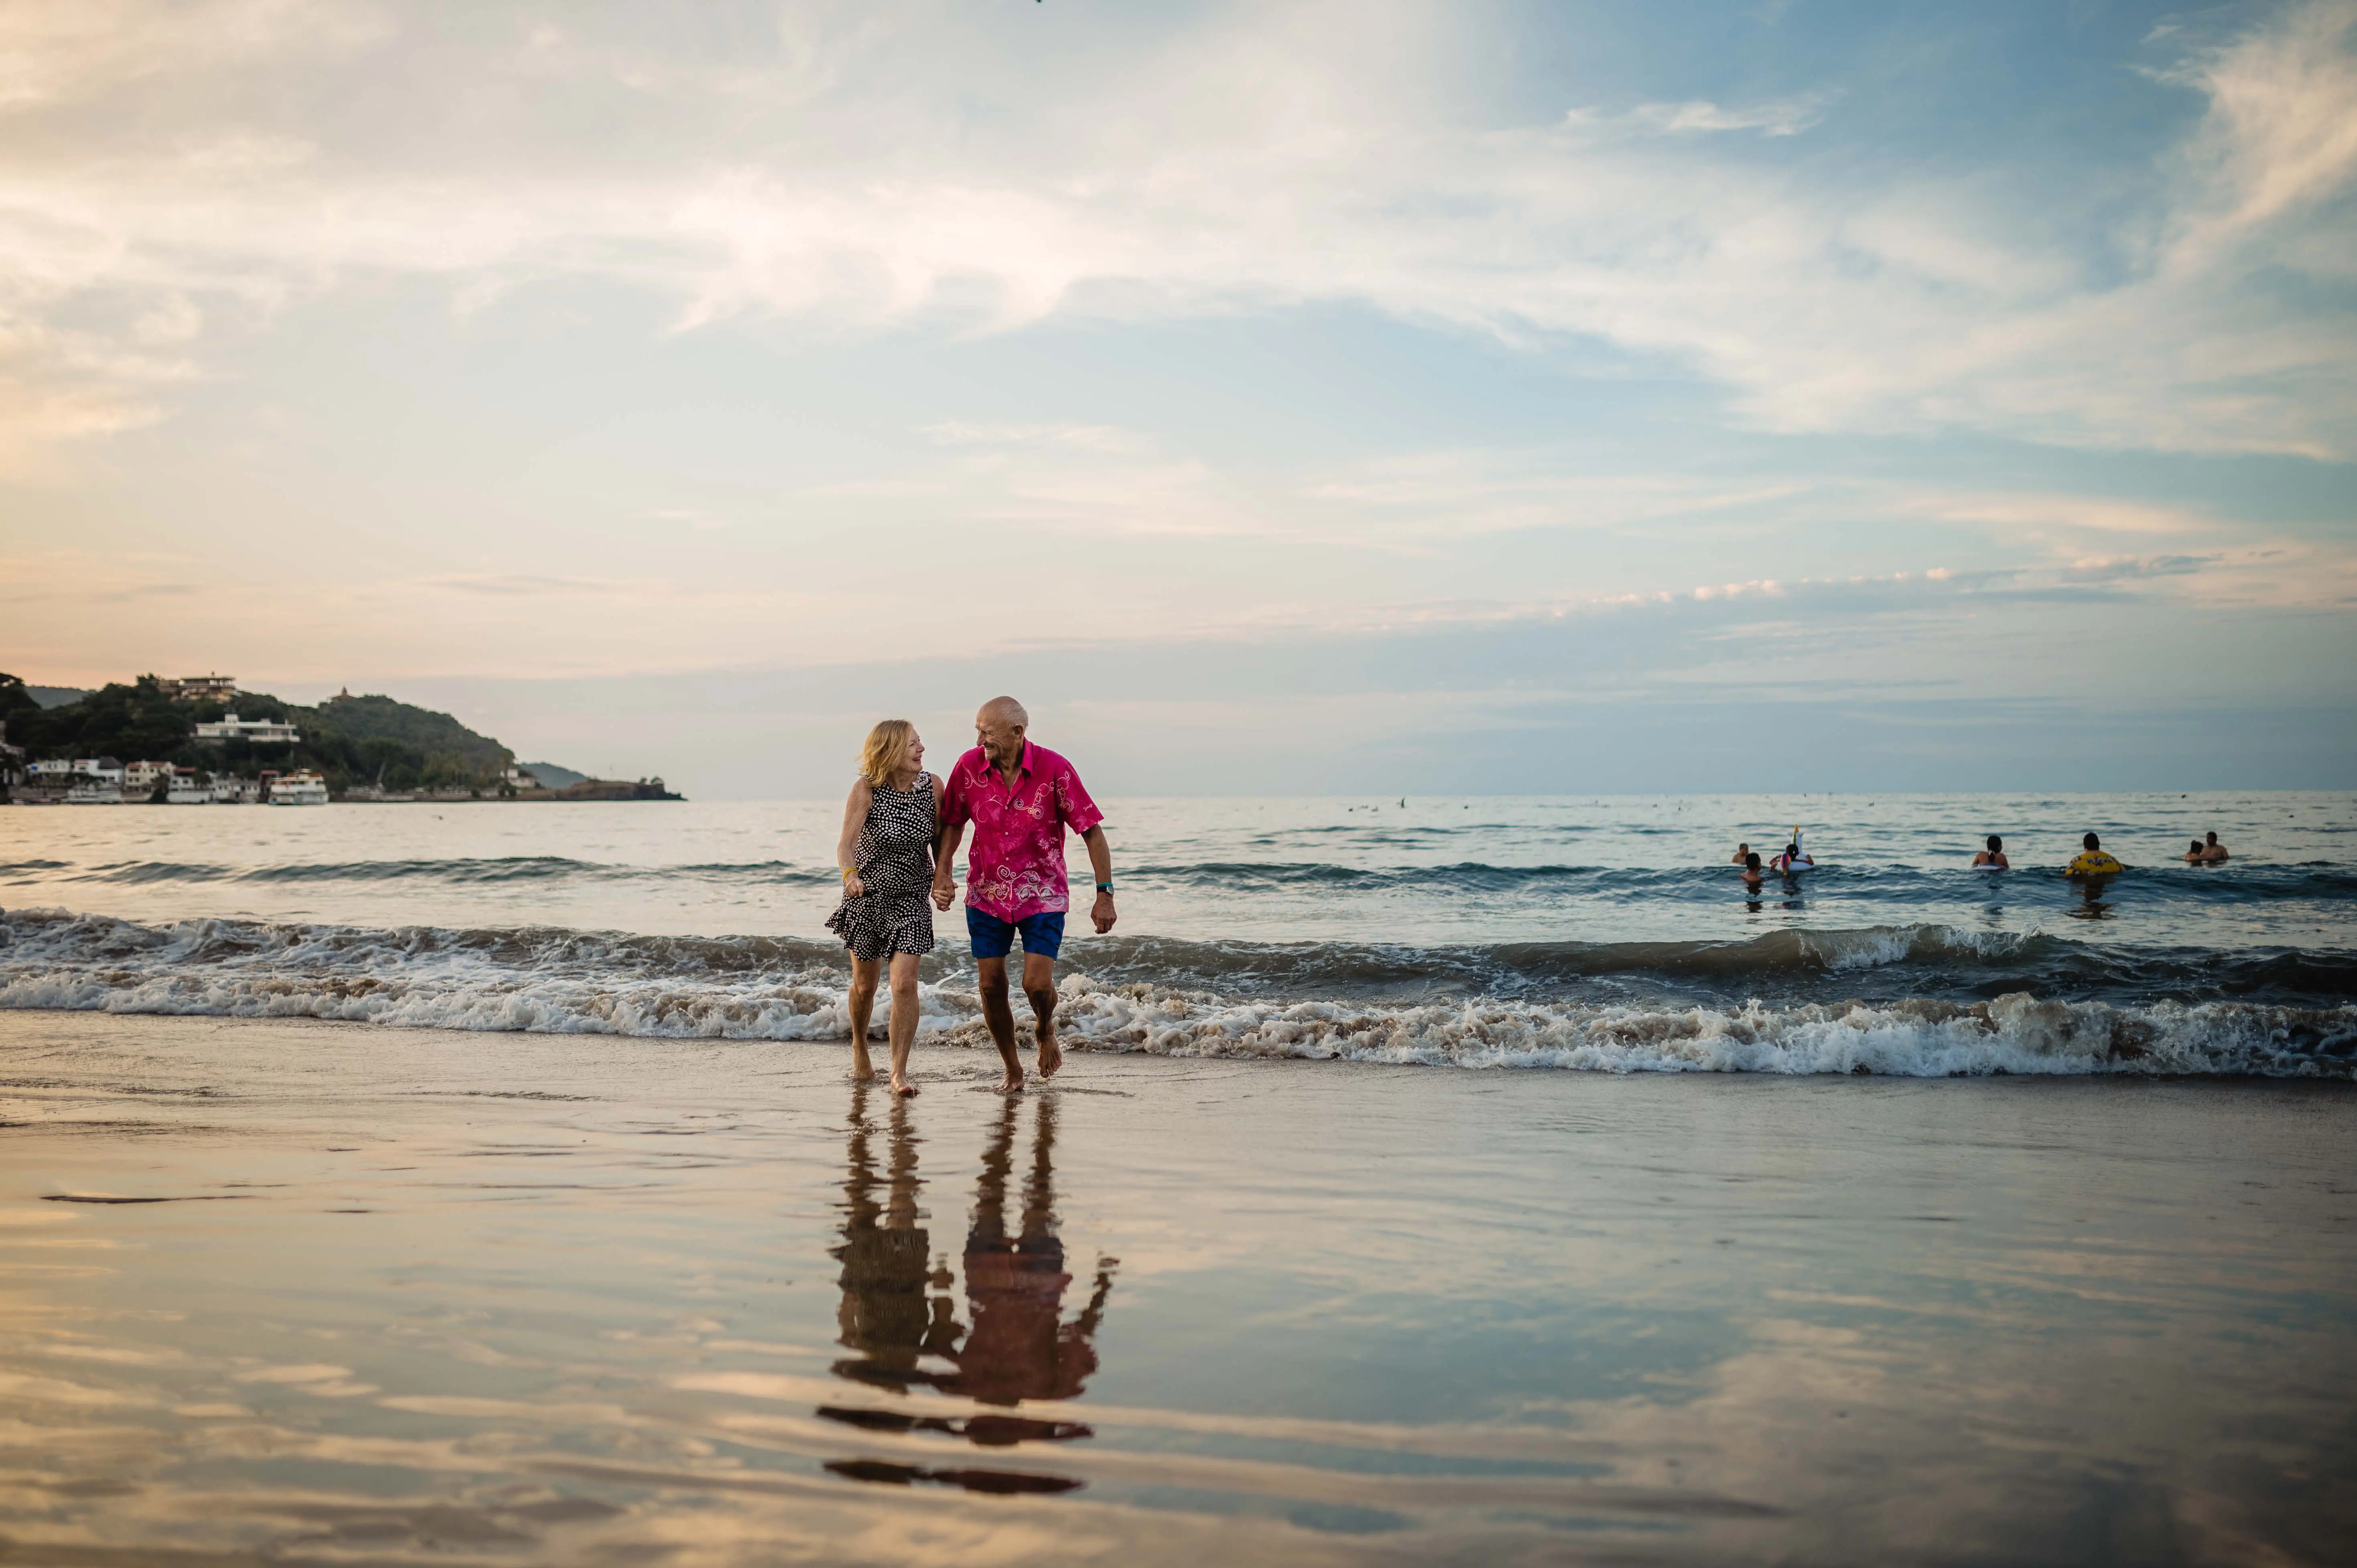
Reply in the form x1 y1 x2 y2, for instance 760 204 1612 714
931 875 955 912
1092 891 1116 934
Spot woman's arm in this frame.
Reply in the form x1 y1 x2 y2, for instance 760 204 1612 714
837 779 873 898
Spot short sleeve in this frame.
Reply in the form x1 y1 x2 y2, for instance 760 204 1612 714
941 760 973 827
1056 764 1103 836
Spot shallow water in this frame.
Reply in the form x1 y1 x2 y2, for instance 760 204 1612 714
2 793 2353 1076
0 1012 2350 1566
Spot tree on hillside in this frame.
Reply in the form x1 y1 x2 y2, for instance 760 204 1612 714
0 674 38 723
6 676 194 762
308 693 512 779
2 678 516 794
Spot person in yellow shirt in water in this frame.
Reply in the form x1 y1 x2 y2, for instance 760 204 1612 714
2066 832 2125 877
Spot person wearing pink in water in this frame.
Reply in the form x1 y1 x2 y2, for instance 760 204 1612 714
932 697 1117 1095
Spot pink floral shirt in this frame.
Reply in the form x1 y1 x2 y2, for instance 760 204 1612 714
942 743 1105 922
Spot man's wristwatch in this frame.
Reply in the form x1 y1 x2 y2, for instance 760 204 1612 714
1096 882 1115 895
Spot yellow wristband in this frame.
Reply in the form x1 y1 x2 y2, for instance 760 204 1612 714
840 867 855 881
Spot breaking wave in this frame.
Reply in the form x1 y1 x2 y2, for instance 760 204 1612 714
2 908 2349 1079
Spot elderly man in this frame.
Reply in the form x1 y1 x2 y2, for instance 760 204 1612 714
932 697 1116 1094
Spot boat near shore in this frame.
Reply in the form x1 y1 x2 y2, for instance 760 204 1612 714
268 770 329 806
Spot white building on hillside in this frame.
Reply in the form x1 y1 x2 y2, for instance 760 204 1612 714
123 760 173 794
161 674 238 701
31 758 127 785
194 714 299 743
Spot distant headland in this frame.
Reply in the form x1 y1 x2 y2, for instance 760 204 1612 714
0 672 682 805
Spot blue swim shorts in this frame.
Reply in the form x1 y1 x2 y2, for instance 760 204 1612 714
966 907 1066 961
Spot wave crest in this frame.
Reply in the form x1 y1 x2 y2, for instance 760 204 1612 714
1 909 2349 1078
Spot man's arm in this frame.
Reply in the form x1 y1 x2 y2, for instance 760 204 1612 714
1082 825 1116 934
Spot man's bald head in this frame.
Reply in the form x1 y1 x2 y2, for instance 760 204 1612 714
975 697 1029 767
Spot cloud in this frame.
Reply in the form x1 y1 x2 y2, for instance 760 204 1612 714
1567 95 1834 138
0 0 2349 475
919 422 1148 453
417 574 629 598
2060 553 2215 582
374 561 2357 795
2151 0 2357 240
1906 492 2213 540
1296 453 1819 542
0 0 381 111
802 479 952 498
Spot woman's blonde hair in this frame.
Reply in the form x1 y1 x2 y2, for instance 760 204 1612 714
859 719 918 787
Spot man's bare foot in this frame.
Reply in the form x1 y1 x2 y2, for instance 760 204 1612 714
996 1068 1025 1096
890 1075 918 1098
851 1055 875 1084
1036 1024 1063 1080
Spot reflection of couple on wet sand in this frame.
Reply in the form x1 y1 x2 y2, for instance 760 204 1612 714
829 697 1116 1097
824 1088 1116 1489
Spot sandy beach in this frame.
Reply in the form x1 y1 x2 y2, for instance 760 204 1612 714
1 1009 2351 1565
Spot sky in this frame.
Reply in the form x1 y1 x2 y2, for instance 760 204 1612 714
2 0 2354 796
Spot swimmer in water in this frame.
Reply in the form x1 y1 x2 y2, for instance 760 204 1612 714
1741 851 1764 890
1972 835 2008 869
1729 842 1751 865
2065 832 2124 877
2183 839 2207 863
2201 831 2229 863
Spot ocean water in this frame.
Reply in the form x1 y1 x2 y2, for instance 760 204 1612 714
2 791 2353 1076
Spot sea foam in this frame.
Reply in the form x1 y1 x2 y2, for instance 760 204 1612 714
2 909 2348 1078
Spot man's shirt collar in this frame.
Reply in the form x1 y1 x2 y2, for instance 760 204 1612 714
979 741 1035 785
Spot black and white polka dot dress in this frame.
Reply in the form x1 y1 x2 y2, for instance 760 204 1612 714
826 772 938 961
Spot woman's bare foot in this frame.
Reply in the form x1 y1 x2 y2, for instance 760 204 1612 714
890 1075 918 1098
1036 1022 1063 1080
996 1067 1026 1096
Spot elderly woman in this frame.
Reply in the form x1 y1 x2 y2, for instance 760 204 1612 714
827 720 945 1097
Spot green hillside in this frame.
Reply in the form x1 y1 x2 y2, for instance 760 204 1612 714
0 674 514 793
311 691 512 782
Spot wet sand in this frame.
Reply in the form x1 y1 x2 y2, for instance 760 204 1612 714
0 1011 2351 1566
